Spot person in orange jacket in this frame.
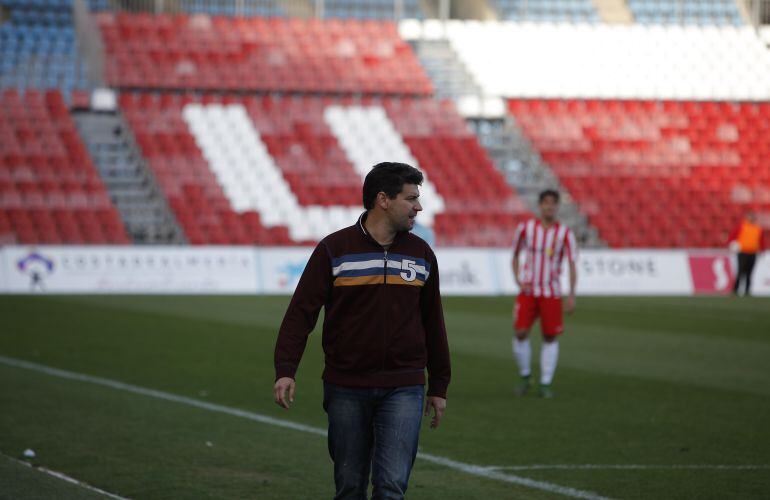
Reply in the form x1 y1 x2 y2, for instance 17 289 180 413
728 211 764 296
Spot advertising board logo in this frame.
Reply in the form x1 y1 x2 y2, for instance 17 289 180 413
277 261 305 288
17 251 55 291
443 260 478 286
688 254 734 294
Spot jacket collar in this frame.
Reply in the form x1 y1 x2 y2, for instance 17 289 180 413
357 211 404 248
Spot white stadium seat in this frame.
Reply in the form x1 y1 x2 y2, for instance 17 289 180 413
418 20 770 101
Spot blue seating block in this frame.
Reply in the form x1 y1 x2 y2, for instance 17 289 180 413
1 0 90 93
628 0 744 25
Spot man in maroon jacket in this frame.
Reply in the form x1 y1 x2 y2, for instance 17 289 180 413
273 162 451 499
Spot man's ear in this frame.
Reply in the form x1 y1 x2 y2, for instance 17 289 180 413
376 191 389 210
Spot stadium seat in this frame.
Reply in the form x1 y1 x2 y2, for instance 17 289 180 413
96 13 433 95
323 0 424 20
507 98 770 248
491 0 600 23
441 21 770 101
0 0 91 97
627 0 744 26
0 89 129 244
122 92 528 246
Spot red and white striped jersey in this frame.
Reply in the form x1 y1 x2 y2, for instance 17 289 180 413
512 219 577 298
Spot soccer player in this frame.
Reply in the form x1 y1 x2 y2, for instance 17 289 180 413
511 189 577 398
273 162 451 499
728 211 764 296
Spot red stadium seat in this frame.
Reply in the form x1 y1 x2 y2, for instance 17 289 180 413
508 98 770 248
121 92 529 246
97 14 433 96
0 90 130 245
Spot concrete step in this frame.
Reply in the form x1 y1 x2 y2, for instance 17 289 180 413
469 118 605 248
410 39 482 99
74 111 186 245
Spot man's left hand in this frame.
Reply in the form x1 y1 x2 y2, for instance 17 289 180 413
424 396 446 429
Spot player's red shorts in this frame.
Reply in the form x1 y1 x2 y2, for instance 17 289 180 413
513 294 564 336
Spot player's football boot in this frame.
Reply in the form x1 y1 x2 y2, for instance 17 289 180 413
538 384 554 399
514 376 531 397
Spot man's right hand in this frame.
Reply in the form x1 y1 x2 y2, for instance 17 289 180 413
517 281 532 294
273 377 295 410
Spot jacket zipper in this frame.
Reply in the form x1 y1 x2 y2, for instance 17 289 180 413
381 248 388 372
383 249 388 284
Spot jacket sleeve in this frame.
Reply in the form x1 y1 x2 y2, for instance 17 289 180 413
274 242 332 381
420 250 451 399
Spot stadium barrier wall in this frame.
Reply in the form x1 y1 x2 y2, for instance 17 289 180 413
0 246 768 296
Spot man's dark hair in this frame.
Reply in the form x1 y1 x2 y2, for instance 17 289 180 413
363 162 423 210
539 189 560 204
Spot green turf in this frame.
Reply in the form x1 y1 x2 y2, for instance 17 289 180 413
0 295 768 499
0 453 104 500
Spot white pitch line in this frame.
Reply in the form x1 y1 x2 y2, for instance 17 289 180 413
2 451 129 499
485 464 770 471
414 453 610 499
0 355 609 500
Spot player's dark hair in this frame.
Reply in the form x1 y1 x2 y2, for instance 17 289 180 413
363 162 423 210
539 189 560 204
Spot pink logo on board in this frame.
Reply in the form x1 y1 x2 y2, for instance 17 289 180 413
688 254 734 294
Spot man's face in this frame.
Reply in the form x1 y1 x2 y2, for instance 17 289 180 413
539 196 559 221
386 183 422 231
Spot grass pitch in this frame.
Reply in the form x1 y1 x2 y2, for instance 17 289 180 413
0 295 768 499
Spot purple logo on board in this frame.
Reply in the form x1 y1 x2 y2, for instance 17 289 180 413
17 252 55 291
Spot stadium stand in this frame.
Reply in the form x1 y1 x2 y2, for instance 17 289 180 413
0 89 129 244
323 0 424 20
627 0 744 26
507 98 770 247
118 92 267 246
445 21 770 100
73 111 186 244
86 0 109 10
120 92 527 246
85 0 285 17
96 13 433 94
491 0 601 23
3 2 768 249
0 0 91 95
383 98 529 246
179 0 285 17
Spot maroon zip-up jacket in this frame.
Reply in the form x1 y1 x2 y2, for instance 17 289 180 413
274 213 451 399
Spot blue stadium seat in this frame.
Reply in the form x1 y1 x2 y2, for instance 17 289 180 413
0 0 90 95
628 0 744 26
324 0 423 19
120 0 288 17
492 0 600 23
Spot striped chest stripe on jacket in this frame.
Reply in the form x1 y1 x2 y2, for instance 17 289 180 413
332 252 430 287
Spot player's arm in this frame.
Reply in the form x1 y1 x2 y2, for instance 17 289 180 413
273 242 332 409
512 254 521 286
421 251 450 429
566 258 577 314
565 230 578 314
511 223 529 293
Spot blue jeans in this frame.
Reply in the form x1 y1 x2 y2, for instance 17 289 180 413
323 382 424 500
